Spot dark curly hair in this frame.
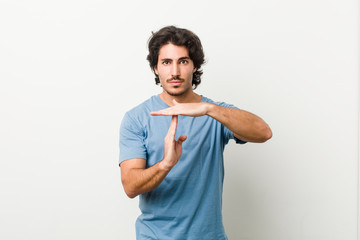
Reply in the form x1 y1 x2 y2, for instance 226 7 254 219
146 26 205 89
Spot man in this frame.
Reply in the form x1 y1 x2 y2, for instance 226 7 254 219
119 26 272 240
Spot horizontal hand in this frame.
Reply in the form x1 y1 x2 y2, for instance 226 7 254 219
150 99 210 117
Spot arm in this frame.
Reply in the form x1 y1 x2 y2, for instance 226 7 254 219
206 103 272 143
120 115 187 198
120 158 169 199
150 100 272 143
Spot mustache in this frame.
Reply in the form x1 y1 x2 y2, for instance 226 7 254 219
167 76 185 82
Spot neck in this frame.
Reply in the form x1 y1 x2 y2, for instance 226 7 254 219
159 90 201 106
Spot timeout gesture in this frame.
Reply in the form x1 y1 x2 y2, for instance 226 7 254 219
151 99 208 172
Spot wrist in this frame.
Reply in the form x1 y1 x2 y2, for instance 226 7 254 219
159 160 172 172
205 102 216 116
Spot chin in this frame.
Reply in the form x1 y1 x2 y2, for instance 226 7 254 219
162 87 182 96
167 90 185 97
163 84 193 97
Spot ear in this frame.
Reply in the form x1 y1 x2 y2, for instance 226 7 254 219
193 67 197 73
154 65 158 75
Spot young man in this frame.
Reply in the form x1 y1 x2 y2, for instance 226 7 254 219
119 26 272 240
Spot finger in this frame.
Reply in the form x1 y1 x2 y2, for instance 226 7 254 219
177 135 187 144
150 110 163 116
172 99 179 106
150 107 176 116
166 115 178 138
150 110 165 116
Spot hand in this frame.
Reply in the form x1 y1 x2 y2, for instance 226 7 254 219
150 99 211 117
160 115 187 171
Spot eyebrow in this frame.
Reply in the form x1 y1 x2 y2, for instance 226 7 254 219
160 56 190 61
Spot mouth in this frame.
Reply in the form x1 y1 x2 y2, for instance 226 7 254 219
168 80 183 86
167 77 184 86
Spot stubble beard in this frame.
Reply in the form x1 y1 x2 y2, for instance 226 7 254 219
162 76 193 97
164 86 188 96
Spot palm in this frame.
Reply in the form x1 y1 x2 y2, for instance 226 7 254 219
163 115 187 169
151 99 208 117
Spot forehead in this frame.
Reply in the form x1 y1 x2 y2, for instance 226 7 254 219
158 43 190 59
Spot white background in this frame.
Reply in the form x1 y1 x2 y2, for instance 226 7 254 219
0 0 358 239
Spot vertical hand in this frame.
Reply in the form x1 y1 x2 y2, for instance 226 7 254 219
160 115 187 171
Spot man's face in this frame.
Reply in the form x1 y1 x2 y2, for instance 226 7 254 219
154 43 196 97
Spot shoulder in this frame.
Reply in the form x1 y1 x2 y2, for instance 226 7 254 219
122 97 150 125
125 95 159 117
127 96 155 113
122 95 165 127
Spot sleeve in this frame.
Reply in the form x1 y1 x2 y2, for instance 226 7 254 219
217 101 247 145
118 112 147 166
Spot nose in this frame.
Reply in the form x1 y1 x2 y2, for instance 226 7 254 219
171 63 180 77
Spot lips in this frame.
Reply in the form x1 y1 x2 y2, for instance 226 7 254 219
169 80 183 86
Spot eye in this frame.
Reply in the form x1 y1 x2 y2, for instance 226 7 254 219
179 60 188 64
162 60 170 65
